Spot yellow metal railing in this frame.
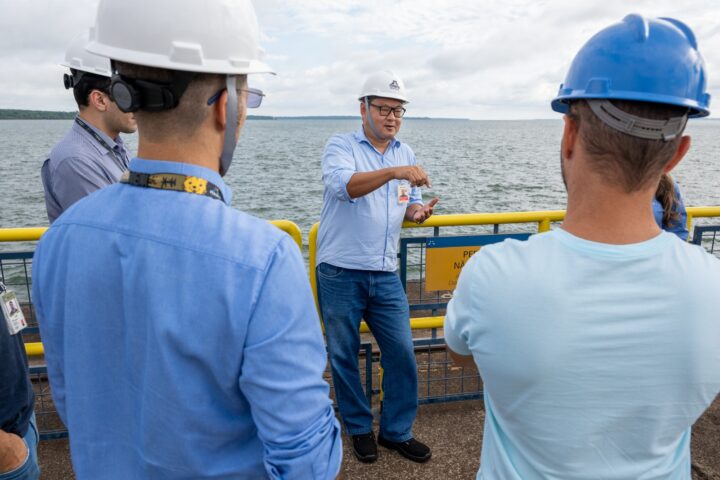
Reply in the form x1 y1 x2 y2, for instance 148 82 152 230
0 220 303 250
8 206 720 356
310 210 569 333
685 206 720 233
0 228 47 243
0 221 303 358
268 220 303 251
309 207 720 333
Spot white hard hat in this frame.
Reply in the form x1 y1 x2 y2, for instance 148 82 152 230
62 31 111 77
86 0 274 75
358 70 408 103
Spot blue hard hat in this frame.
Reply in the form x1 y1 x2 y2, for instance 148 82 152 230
552 14 711 118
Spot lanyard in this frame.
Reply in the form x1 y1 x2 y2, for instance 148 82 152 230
75 117 127 166
120 170 225 203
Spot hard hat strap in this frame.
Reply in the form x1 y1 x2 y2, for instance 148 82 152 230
364 97 384 140
64 71 84 90
588 100 688 142
219 75 238 176
109 69 195 113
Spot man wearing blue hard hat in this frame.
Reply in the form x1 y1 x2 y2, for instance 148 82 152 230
445 15 720 479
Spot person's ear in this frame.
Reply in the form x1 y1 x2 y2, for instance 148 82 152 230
90 90 109 112
213 89 228 131
663 135 691 173
561 114 579 160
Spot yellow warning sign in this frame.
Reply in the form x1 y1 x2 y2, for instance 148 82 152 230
425 246 480 292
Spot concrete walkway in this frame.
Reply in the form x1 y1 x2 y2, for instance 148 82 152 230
36 398 720 479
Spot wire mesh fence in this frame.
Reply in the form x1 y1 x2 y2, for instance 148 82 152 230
692 225 720 259
27 366 67 440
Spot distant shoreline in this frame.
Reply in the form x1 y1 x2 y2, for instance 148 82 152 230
0 109 470 121
0 109 77 120
3 109 717 122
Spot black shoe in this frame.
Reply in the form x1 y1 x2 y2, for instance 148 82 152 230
378 436 431 463
351 432 378 463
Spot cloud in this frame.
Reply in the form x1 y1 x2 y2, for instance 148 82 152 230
252 0 720 118
0 0 718 119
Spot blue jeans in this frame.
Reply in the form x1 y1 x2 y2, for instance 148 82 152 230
316 263 417 442
0 413 40 480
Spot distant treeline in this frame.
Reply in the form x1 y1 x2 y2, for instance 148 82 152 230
0 110 282 121
0 109 77 120
0 109 468 121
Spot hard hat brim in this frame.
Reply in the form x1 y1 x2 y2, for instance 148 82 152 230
551 91 710 118
358 93 409 103
87 41 276 76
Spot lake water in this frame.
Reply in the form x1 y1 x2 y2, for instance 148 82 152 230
1 118 719 243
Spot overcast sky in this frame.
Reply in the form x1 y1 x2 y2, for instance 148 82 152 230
1 0 718 120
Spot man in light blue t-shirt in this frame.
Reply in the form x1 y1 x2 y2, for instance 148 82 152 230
445 15 720 480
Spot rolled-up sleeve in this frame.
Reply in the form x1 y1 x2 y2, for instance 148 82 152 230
444 256 477 356
322 135 356 203
406 145 423 205
239 235 342 479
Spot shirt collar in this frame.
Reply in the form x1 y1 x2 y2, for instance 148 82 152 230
553 227 671 258
128 158 233 205
353 125 401 151
73 116 119 150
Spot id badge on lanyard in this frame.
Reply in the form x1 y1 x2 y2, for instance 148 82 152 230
1 282 27 335
398 182 410 205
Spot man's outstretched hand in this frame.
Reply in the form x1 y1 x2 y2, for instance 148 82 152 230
409 197 439 224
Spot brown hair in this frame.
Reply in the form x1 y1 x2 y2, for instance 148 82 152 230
71 70 111 108
655 173 680 227
566 100 687 193
114 62 246 142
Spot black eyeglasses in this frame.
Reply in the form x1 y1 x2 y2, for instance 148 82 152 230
369 103 406 118
207 87 265 108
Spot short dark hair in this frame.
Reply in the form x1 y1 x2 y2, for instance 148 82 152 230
114 61 241 142
567 100 687 192
71 69 111 107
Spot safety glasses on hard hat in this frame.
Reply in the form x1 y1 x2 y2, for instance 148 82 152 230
207 87 265 108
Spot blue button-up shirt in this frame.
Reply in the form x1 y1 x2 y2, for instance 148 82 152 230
33 158 341 479
41 117 132 223
317 127 423 272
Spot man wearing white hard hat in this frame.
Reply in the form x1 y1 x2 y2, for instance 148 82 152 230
32 1 341 478
41 31 137 223
316 70 437 464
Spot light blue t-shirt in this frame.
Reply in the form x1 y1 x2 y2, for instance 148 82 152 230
317 127 422 272
445 228 720 480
